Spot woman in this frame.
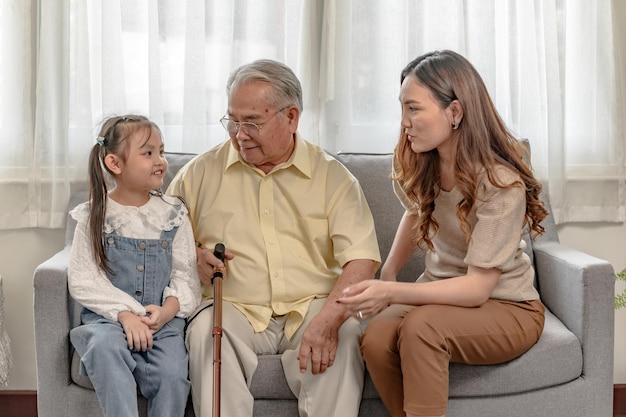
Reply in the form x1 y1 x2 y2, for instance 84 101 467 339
338 50 548 417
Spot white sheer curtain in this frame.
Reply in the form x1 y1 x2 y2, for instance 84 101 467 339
321 0 624 224
0 0 622 229
0 0 36 228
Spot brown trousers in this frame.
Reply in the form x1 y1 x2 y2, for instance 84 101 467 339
361 299 544 417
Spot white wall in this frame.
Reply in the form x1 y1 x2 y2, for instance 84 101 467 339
611 0 626 384
0 228 64 389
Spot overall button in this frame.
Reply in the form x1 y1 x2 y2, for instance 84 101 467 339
139 242 146 250
137 265 145 272
161 241 169 249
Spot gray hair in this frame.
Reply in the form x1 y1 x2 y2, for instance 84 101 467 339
226 59 303 112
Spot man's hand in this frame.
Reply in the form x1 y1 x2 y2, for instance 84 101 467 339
297 311 341 375
296 259 377 375
196 245 234 286
118 311 153 351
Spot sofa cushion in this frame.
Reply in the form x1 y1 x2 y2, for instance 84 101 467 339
450 309 582 396
71 308 582 400
71 350 94 390
361 309 581 399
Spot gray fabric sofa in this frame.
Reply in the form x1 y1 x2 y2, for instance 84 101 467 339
34 149 616 417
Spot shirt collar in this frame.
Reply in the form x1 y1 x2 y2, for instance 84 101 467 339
224 132 312 179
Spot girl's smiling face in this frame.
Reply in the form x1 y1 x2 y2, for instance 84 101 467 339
120 126 167 192
105 125 168 205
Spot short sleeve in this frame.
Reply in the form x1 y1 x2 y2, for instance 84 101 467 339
392 179 419 212
326 160 381 268
464 169 526 269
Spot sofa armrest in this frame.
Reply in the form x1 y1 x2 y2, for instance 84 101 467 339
533 240 614 379
33 247 73 417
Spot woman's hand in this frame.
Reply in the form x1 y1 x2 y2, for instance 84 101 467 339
337 280 393 320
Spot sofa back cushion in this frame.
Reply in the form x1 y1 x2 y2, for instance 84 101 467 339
163 152 199 190
70 147 552 285
330 152 426 282
160 150 546 285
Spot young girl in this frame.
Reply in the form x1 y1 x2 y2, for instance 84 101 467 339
338 50 549 417
68 115 201 417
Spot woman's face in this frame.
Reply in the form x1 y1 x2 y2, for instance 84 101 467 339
399 74 455 155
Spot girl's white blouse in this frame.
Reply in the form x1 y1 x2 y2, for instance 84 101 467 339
68 194 201 322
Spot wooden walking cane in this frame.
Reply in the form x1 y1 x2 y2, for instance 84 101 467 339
211 243 226 417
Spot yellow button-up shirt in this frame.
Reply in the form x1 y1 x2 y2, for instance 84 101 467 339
167 134 380 338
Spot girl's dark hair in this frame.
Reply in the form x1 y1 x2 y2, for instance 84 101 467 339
393 50 548 250
88 115 161 274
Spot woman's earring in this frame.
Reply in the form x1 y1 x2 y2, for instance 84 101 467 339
452 120 459 130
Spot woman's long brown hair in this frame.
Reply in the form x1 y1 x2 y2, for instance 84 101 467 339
393 50 548 250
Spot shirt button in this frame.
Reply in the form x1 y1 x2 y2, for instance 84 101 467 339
264 209 270 215
135 290 142 296
269 240 274 245
161 241 169 249
137 265 145 272
107 238 114 245
139 242 146 250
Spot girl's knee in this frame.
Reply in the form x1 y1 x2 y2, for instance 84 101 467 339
158 361 189 382
71 324 126 354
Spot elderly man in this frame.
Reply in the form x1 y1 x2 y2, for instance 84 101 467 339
167 59 380 417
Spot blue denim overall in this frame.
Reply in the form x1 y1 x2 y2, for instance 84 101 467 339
70 227 189 417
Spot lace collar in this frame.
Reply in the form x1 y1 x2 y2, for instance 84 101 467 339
71 194 188 232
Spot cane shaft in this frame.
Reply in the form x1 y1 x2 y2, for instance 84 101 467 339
212 274 223 417
211 243 226 417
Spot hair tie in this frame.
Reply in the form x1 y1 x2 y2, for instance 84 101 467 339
96 136 106 147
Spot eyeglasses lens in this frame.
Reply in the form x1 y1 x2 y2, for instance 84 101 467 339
223 120 258 138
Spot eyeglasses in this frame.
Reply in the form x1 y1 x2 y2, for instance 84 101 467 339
220 105 290 138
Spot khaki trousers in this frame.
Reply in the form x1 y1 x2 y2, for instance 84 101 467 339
361 299 544 417
186 298 365 417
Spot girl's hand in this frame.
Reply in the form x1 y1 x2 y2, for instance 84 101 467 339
141 305 166 333
118 311 153 351
337 280 392 320
141 297 180 333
